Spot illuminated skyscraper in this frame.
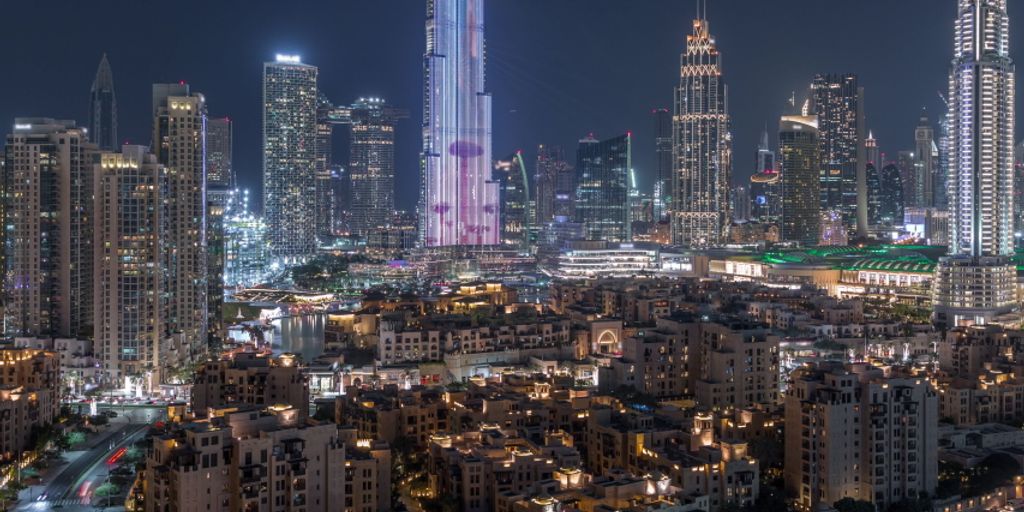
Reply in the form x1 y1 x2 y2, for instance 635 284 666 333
780 114 821 246
348 98 407 235
878 162 904 226
915 109 938 207
576 133 631 242
493 152 530 250
206 117 233 188
152 83 208 366
89 53 117 151
206 116 232 351
672 12 731 247
750 127 780 222
810 73 866 236
4 119 95 338
865 133 882 226
653 108 672 221
935 0 1016 326
263 55 318 260
422 0 498 247
534 144 568 224
94 146 163 382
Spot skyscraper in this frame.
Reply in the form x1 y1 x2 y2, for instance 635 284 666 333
206 117 233 188
4 119 95 338
898 150 920 208
89 54 117 151
935 0 1017 326
152 83 208 366
878 162 904 226
653 108 673 221
315 94 347 238
493 152 530 250
348 98 408 235
263 54 318 260
93 146 163 383
780 114 821 246
576 133 631 242
810 73 866 236
864 132 882 226
915 109 938 207
534 144 567 225
750 127 780 222
672 13 731 247
206 117 232 352
422 0 499 247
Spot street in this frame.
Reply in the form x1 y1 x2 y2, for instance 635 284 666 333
13 406 164 511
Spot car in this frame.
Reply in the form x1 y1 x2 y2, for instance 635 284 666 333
104 410 118 418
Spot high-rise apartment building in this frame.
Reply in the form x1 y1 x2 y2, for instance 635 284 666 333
4 119 95 339
152 83 208 366
493 152 530 250
575 133 631 242
780 114 821 246
263 55 318 260
89 54 118 151
672 14 731 247
811 73 866 236
348 98 407 235
206 117 233 188
935 0 1017 326
785 363 938 512
422 0 499 247
224 189 269 288
93 146 163 383
653 108 673 221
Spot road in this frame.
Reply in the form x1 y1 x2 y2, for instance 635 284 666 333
16 406 164 510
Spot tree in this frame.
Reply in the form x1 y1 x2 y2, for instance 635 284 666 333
834 497 876 512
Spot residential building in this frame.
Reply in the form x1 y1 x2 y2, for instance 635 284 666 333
263 55 319 260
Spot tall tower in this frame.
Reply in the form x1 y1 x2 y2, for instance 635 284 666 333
4 119 95 339
94 146 163 383
810 74 866 237
914 109 937 207
935 0 1016 326
493 152 531 250
780 114 821 246
152 83 208 367
422 0 498 247
575 133 631 242
348 98 408 235
865 132 882 226
671 11 731 248
206 116 233 352
653 108 673 221
263 55 318 260
89 54 118 151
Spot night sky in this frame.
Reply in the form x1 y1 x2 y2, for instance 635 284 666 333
0 0 998 212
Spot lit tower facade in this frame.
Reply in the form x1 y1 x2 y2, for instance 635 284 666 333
263 55 318 260
671 12 731 247
493 152 530 250
152 83 208 367
576 133 631 242
780 114 821 246
421 0 498 247
206 116 232 352
348 98 408 235
914 109 938 207
810 73 867 237
89 54 118 151
935 0 1016 326
653 108 673 221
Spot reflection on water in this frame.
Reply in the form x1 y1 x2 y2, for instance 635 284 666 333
271 313 325 362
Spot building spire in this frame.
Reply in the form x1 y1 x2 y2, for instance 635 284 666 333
92 53 114 92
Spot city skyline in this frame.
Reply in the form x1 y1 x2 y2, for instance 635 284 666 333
0 0 989 212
